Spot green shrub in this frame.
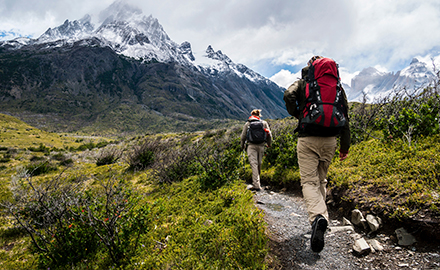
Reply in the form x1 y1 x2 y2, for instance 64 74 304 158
263 119 298 169
127 140 160 171
76 142 96 151
152 137 204 183
5 174 151 268
197 146 241 190
96 147 122 166
25 161 57 176
132 179 267 269
28 143 50 153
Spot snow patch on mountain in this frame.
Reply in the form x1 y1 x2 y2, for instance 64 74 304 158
37 15 94 43
0 0 273 88
347 58 436 102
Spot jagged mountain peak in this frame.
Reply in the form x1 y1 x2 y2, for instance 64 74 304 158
348 58 436 102
179 41 195 61
205 45 232 64
410 58 420 65
401 57 433 77
98 0 143 24
37 15 94 43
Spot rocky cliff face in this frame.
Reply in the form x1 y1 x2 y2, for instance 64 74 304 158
0 1 288 134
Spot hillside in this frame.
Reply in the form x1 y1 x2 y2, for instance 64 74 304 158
0 113 83 149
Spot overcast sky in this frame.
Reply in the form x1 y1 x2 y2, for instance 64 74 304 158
1 0 440 88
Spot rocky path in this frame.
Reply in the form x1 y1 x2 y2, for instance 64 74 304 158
254 189 440 270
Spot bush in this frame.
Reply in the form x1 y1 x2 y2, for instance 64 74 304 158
375 88 440 146
197 143 241 190
152 135 203 183
76 142 96 151
126 139 161 171
25 161 57 176
96 147 122 166
28 143 49 153
263 119 298 169
4 173 151 268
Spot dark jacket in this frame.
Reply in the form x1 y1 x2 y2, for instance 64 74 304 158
283 66 350 153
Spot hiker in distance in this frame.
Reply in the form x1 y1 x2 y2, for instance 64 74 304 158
240 109 272 192
283 56 350 253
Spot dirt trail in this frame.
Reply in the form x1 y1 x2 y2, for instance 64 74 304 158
254 189 440 270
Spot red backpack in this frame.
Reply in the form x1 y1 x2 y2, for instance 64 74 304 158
298 58 347 136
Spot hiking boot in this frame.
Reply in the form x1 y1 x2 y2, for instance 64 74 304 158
310 214 327 253
246 185 262 192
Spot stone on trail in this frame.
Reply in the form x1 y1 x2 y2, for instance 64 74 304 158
395 227 417 246
353 237 371 255
351 209 367 229
342 217 353 226
366 214 381 232
329 225 354 233
367 239 384 252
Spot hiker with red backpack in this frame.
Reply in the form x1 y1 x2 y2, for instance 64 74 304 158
240 109 272 191
283 56 350 253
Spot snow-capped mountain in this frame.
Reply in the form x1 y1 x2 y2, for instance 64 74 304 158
347 58 436 102
37 15 94 43
0 0 287 133
1 0 269 85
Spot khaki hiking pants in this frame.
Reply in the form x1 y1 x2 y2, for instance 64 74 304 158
247 143 265 189
297 136 337 224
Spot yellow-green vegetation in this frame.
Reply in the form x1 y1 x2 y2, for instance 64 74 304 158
0 116 267 269
0 113 81 149
0 81 439 269
328 136 440 221
135 178 267 269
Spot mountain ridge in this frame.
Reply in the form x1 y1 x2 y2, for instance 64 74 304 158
0 1 288 134
346 57 436 102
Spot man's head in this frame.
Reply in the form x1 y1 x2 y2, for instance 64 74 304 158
307 55 323 66
250 109 262 117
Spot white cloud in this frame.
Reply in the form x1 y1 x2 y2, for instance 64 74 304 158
338 67 359 86
1 0 440 79
270 66 359 89
270 69 301 89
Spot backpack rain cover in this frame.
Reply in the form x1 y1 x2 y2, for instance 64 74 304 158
299 57 347 136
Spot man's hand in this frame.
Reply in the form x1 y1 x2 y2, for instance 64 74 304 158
339 152 348 161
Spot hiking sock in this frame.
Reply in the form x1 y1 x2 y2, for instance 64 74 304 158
311 214 328 253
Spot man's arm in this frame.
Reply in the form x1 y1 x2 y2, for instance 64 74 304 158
339 87 351 159
240 123 248 150
283 80 303 118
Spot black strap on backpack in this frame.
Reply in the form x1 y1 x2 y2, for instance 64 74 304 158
297 58 347 136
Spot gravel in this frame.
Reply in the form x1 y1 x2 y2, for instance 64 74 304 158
254 188 440 270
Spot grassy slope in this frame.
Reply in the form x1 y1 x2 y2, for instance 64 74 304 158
0 113 81 149
328 136 440 229
0 113 439 268
0 114 267 269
